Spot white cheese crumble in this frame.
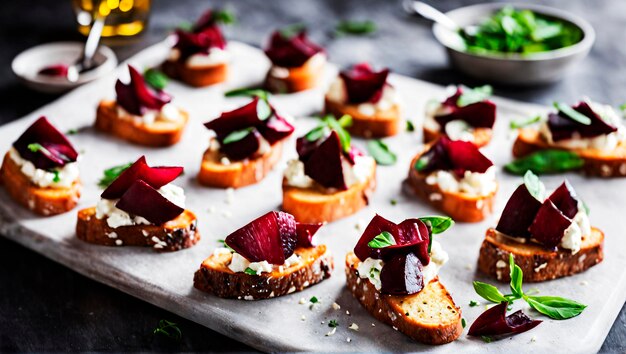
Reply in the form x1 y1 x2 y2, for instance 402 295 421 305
283 155 375 189
9 147 79 189
227 252 301 275
325 76 401 115
425 166 497 197
444 119 475 142
116 103 182 125
560 203 591 254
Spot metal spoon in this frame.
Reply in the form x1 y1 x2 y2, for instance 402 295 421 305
403 0 478 36
67 13 106 82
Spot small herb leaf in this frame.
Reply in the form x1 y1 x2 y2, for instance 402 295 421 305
525 296 586 320
510 115 541 129
244 267 257 275
309 296 319 303
224 88 269 100
509 254 524 297
419 216 454 234
52 170 61 183
328 319 338 328
554 102 592 125
257 98 272 120
143 68 169 90
505 150 584 175
457 85 492 107
367 140 397 166
406 120 415 132
280 23 306 39
473 281 509 304
523 170 545 201
212 9 237 25
367 231 395 249
335 20 377 36
223 127 254 144
153 319 182 341
414 156 429 171
98 162 133 188
304 126 328 142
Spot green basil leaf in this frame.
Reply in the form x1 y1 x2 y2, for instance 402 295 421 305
279 23 306 39
510 115 542 129
509 253 524 297
457 85 492 107
406 120 415 132
143 68 169 90
525 295 586 320
98 162 133 188
27 143 44 153
505 150 584 175
414 156 429 171
325 116 351 152
554 102 592 125
177 21 193 31
367 140 397 166
257 98 272 120
619 103 626 111
304 126 328 142
222 127 254 144
52 170 61 183
212 9 237 25
473 281 509 303
335 20 377 36
224 88 269 100
419 216 454 234
367 231 395 248
523 170 545 201
337 114 353 128
244 267 257 275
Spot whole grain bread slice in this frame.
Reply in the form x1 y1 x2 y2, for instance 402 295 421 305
478 227 604 282
324 98 400 138
345 252 462 345
76 207 200 252
193 245 333 300
161 60 228 87
0 152 81 216
513 128 626 177
95 100 188 147
423 125 492 148
265 62 323 93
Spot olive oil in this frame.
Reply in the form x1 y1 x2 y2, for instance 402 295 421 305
72 0 151 37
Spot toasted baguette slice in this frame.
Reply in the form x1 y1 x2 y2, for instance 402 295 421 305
478 227 604 282
282 162 377 223
194 245 333 300
76 207 200 252
265 58 324 93
345 252 462 345
324 98 400 138
95 100 188 147
513 128 626 177
0 152 81 216
407 154 496 223
197 142 284 188
423 125 492 148
162 60 228 87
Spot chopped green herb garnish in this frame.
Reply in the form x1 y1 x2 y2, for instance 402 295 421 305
305 115 353 152
462 318 467 328
328 319 338 328
257 98 272 120
143 68 169 90
469 300 479 307
505 150 584 175
177 21 193 31
212 9 237 25
367 139 397 166
334 20 377 36
406 120 415 132
27 143 44 153
310 296 319 303
280 23 306 39
405 312 410 317
481 335 493 343
153 319 182 341
367 231 395 249
414 156 429 171
390 199 397 206
222 127 254 144
244 267 257 275
510 115 542 129
419 216 454 235
554 102 591 125
98 162 133 188
457 85 492 107
66 129 78 135
224 88 270 100
369 267 380 279
52 170 61 183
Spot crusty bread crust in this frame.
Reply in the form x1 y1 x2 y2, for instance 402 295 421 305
95 100 188 147
0 152 81 216
193 245 333 300
324 97 400 138
281 162 377 223
478 227 604 282
407 153 496 223
345 252 462 345
197 142 284 189
513 128 626 177
265 63 323 93
162 60 228 87
76 207 200 252
423 125 492 148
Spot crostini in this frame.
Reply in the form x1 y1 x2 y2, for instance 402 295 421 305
194 210 333 299
408 136 497 222
162 9 229 87
198 97 295 188
0 116 81 215
76 156 199 251
282 117 376 223
324 63 401 138
96 65 188 147
345 214 461 345
478 171 603 282
264 28 326 93
512 99 626 177
424 85 496 147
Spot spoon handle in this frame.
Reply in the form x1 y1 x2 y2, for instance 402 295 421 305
81 14 106 68
404 0 459 32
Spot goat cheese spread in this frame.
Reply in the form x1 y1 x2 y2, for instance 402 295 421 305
117 103 182 125
425 166 497 197
9 147 79 189
325 77 401 116
227 252 301 275
283 155 374 189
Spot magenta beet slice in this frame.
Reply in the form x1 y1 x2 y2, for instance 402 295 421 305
204 98 266 139
529 200 572 249
260 113 295 144
264 30 324 68
446 139 493 175
548 101 617 141
13 116 78 170
548 181 580 219
38 64 69 77
219 129 261 161
435 88 496 129
339 63 389 104
353 215 430 265
225 211 298 264
302 131 347 190
192 9 224 32
495 184 543 239
468 302 541 337
380 252 424 295
115 65 171 116
295 222 323 248
101 156 183 199
115 180 184 225
173 26 226 61
296 135 323 162
415 137 453 175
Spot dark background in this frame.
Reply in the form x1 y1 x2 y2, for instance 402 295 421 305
1 0 625 352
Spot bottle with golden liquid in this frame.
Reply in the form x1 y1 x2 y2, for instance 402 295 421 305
72 0 151 37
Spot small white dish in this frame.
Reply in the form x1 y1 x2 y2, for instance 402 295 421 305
12 41 118 94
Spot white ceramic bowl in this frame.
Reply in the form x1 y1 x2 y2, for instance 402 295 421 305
12 41 118 94
432 3 595 86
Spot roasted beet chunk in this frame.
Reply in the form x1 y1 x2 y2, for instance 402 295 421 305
435 88 496 129
529 200 572 249
468 302 541 337
380 252 424 295
495 184 543 239
264 30 324 68
115 180 184 225
548 181 580 219
339 63 389 104
101 156 183 199
295 222 323 248
115 65 171 116
416 137 493 176
548 102 617 141
302 131 348 190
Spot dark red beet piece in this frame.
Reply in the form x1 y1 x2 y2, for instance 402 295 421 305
446 139 493 176
192 9 224 32
295 222 323 248
38 64 69 77
415 137 453 175
296 135 323 162
115 180 184 225
468 302 541 337
12 116 79 170
264 30 324 68
204 98 265 139
101 156 183 199
495 184 543 239
529 200 572 249
548 102 617 141
115 65 171 116
225 211 298 264
260 113 295 144
548 181 580 219
302 131 347 190
219 129 261 161
435 88 496 129
353 215 430 265
173 26 226 61
380 252 424 295
339 63 389 104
